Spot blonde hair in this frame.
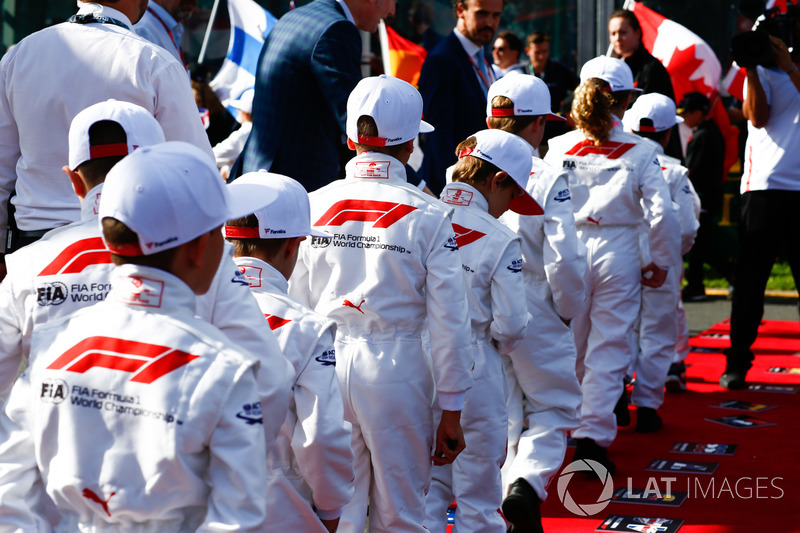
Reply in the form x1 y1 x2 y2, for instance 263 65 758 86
571 78 631 145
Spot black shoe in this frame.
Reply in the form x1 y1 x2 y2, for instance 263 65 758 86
502 478 543 533
682 285 706 302
635 407 663 433
614 388 631 427
665 362 687 393
572 438 616 476
720 369 748 390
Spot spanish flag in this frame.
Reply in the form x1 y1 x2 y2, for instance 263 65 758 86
378 20 427 88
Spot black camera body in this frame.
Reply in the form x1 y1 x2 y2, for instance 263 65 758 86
731 1 799 69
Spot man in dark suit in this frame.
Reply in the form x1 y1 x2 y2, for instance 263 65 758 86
236 0 395 191
417 0 504 195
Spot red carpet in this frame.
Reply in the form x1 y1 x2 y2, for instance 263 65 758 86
533 319 800 533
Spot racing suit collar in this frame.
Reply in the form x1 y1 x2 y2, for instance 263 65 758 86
345 152 408 183
233 256 288 294
81 183 104 221
440 181 490 213
108 263 197 314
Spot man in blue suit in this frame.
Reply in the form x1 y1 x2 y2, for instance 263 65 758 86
236 0 395 191
418 0 504 195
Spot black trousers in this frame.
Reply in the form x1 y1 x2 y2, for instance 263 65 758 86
725 190 800 370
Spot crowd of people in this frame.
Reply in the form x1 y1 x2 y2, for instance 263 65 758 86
0 0 797 532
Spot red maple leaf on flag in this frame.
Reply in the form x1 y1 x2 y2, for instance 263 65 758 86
667 45 716 104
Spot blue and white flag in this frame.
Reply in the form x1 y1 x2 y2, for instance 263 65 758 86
210 0 277 109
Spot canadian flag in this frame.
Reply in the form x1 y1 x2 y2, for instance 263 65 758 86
378 20 428 87
626 1 739 175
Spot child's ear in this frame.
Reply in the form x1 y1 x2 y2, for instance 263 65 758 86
285 236 305 259
347 138 356 151
489 171 508 192
63 165 87 200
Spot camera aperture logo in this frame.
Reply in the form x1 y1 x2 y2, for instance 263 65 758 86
557 459 614 516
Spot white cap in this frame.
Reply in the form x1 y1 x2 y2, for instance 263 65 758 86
99 142 279 256
68 99 165 170
623 93 684 133
346 74 434 147
230 88 255 115
580 56 642 93
224 171 330 240
457 129 542 216
486 74 566 122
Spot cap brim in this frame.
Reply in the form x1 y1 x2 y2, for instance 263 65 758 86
546 112 568 122
226 183 280 221
310 227 332 238
419 119 435 134
510 193 544 216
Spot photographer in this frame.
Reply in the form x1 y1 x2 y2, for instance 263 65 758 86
723 33 800 390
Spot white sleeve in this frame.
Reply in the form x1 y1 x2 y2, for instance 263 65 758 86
640 156 681 269
489 238 530 354
199 365 267 533
291 323 354 518
196 250 294 460
212 124 251 168
151 60 214 159
0 376 51 532
0 52 21 250
672 168 701 256
425 216 474 411
542 173 587 320
0 278 24 400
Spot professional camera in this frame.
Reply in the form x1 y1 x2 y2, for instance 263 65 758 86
731 0 799 68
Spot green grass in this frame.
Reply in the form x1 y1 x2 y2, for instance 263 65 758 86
683 262 797 292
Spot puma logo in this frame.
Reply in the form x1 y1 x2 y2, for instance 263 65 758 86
82 488 115 517
343 299 365 314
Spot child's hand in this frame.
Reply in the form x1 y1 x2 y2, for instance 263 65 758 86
432 410 466 465
641 262 668 288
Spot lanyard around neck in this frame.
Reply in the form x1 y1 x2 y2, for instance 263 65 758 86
146 7 186 65
467 52 493 91
68 13 129 30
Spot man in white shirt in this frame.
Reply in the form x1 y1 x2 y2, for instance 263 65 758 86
723 35 800 390
0 0 212 274
135 0 197 65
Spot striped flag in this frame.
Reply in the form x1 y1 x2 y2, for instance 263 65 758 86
627 1 739 175
210 0 277 109
378 21 427 87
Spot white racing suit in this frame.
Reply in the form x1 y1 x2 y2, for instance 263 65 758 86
424 182 530 533
544 123 680 447
0 185 293 453
0 265 268 532
235 257 354 532
631 149 700 409
290 152 473 533
499 157 586 501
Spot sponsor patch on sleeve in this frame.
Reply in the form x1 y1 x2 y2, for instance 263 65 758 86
236 402 263 425
553 188 571 203
315 348 336 367
507 259 523 273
